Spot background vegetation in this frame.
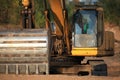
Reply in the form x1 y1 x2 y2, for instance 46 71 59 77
101 0 120 26
0 0 120 28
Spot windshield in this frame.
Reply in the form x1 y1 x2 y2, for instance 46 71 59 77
74 10 97 34
73 10 97 47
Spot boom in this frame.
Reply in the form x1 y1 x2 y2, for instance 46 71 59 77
45 0 71 55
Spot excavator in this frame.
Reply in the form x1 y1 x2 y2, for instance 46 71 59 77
0 0 114 76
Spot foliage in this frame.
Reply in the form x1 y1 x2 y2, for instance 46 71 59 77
34 0 45 28
0 0 120 27
0 0 20 24
101 0 120 26
0 0 45 28
66 2 75 23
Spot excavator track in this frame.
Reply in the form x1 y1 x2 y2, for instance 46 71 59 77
0 29 49 74
50 57 107 76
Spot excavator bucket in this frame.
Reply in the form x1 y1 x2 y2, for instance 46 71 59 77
0 29 49 74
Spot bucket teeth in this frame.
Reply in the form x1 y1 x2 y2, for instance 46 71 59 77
0 64 49 75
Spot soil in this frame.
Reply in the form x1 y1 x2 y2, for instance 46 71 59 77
0 75 120 80
103 23 120 78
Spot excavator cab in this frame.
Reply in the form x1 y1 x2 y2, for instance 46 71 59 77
71 0 114 57
73 9 97 48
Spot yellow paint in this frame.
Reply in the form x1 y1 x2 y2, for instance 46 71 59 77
22 0 30 7
71 48 98 56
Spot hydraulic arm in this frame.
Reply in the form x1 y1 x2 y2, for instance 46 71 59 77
45 0 71 55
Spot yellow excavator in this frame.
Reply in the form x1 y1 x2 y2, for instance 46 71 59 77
0 0 114 76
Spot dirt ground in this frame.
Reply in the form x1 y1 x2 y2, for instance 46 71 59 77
0 75 120 80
